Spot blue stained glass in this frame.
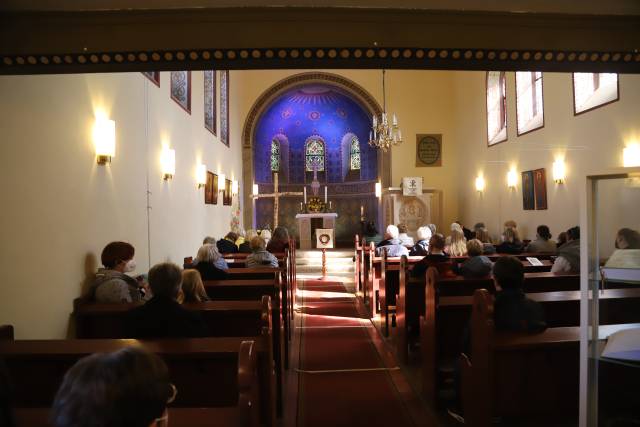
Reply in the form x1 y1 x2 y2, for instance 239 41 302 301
350 137 361 170
270 139 280 172
305 138 325 171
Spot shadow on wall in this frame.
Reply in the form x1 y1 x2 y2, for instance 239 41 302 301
67 252 98 338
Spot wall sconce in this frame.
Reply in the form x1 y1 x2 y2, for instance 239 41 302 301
507 169 518 189
196 164 207 188
375 182 382 198
161 145 175 180
93 118 115 164
623 143 640 167
218 173 226 192
232 180 239 196
252 183 259 196
552 159 566 184
475 176 485 192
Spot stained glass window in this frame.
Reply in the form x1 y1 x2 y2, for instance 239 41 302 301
270 139 280 172
305 138 325 172
350 137 361 170
573 73 618 114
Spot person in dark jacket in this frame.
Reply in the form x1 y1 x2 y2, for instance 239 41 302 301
217 232 239 254
239 229 258 253
411 233 451 278
409 226 432 256
453 239 492 278
126 262 208 338
189 244 229 280
266 226 290 253
495 227 524 254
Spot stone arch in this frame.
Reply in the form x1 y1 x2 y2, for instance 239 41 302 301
242 72 390 228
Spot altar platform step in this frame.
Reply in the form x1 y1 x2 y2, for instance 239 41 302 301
296 249 355 283
296 249 353 258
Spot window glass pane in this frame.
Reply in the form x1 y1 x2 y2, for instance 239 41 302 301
305 138 325 171
516 71 544 134
574 73 618 114
270 139 280 172
487 71 507 144
350 137 361 170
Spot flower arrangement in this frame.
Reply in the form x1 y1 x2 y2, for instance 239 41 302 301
306 196 326 213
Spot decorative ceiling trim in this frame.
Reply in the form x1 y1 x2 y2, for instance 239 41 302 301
2 47 640 75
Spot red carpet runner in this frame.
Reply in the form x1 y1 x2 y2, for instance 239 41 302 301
295 279 416 427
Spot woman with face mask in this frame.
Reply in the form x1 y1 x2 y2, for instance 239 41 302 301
89 241 148 303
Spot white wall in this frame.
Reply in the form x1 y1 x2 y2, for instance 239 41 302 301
453 71 640 246
0 71 243 338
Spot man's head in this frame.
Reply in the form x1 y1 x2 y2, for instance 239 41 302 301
397 224 408 234
385 224 399 240
429 234 446 253
225 232 239 242
148 262 183 299
536 225 551 240
616 227 640 249
492 256 524 291
466 239 484 257
417 226 432 241
567 226 580 241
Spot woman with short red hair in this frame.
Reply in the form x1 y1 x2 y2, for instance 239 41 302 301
88 241 146 303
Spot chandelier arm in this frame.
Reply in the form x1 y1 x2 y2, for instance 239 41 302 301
382 69 386 113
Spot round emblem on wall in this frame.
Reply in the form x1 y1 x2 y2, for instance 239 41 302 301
319 234 331 244
416 135 442 167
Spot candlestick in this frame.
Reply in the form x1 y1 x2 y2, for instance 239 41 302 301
324 186 327 203
303 187 307 204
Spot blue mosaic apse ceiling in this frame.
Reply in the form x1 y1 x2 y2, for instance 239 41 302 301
253 84 377 183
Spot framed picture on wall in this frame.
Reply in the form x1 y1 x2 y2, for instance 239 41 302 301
204 171 215 205
533 168 548 210
224 179 232 205
142 71 160 87
220 70 230 146
522 170 535 210
204 70 217 135
415 134 442 167
170 71 191 114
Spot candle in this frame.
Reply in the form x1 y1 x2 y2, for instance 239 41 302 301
324 186 328 203
300 202 303 211
303 187 307 203
360 205 364 216
329 201 332 210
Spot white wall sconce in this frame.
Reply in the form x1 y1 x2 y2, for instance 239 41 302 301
623 143 640 167
252 183 259 196
232 180 239 196
552 159 566 184
196 164 207 188
475 176 485 192
507 169 518 189
93 118 115 164
161 145 175 180
218 173 226 192
375 182 382 198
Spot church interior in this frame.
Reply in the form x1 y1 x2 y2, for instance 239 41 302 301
1 2 640 427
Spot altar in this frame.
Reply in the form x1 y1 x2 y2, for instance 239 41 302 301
295 213 338 249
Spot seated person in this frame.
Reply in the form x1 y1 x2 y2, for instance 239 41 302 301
126 262 208 338
179 269 209 303
202 236 216 245
427 223 437 236
217 232 239 254
445 223 468 257
375 224 409 257
551 226 580 273
364 221 383 246
492 256 547 332
234 229 246 248
397 223 415 246
246 236 279 268
453 239 492 278
556 231 568 248
614 227 640 250
51 347 174 427
495 227 524 254
456 221 473 241
239 229 258 253
501 220 519 242
89 241 147 303
191 244 229 280
474 226 496 254
409 226 432 256
411 234 451 278
266 226 290 253
525 225 557 253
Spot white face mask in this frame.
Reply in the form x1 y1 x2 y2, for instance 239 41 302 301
124 259 136 273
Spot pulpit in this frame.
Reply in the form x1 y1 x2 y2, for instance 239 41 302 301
296 213 338 249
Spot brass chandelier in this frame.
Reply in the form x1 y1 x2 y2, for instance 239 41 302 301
369 69 402 152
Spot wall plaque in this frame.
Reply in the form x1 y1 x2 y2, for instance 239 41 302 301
416 134 442 167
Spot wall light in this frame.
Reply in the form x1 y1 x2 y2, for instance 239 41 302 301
232 180 239 196
475 176 485 192
161 145 175 180
196 164 207 188
252 183 259 196
552 159 566 184
507 169 518 189
218 173 226 191
623 143 640 167
93 118 115 164
375 182 382 198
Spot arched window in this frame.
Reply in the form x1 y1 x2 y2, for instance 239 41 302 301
486 71 507 146
305 137 325 172
350 137 361 170
270 139 280 172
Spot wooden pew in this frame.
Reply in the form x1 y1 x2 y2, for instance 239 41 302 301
1 337 274 427
0 324 14 340
354 235 366 294
460 289 640 427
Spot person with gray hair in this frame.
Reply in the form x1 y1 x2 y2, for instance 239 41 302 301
376 224 400 248
202 236 216 245
246 236 279 268
125 262 208 338
427 223 437 236
410 226 432 256
191 244 229 280
376 224 409 257
397 223 415 246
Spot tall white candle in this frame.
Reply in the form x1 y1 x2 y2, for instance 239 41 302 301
303 187 307 203
360 205 364 216
324 186 328 203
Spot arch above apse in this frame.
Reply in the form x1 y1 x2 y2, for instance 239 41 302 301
241 72 391 227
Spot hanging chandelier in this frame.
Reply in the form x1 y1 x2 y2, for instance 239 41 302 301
369 69 402 152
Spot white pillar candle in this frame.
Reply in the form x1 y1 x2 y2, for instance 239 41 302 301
303 187 307 203
324 186 327 203
361 205 364 216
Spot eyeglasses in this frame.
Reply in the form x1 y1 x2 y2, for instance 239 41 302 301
154 384 177 427
167 383 177 404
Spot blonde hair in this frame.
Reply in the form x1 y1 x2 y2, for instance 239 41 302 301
466 239 484 257
196 243 222 264
503 227 519 243
245 229 258 241
180 270 208 303
475 228 492 244
447 229 468 257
